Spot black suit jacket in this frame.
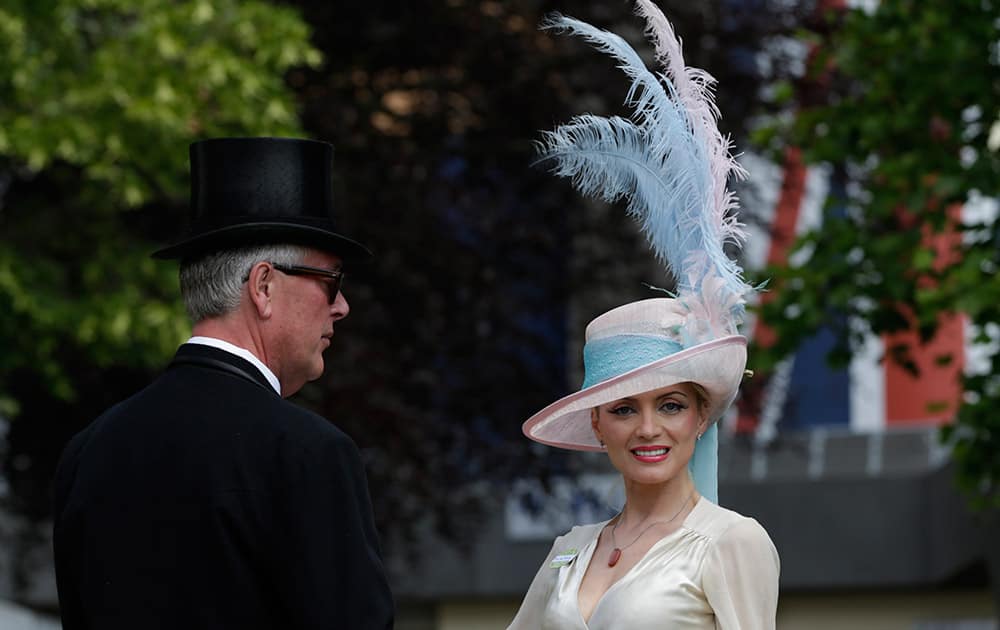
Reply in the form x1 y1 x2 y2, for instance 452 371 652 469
53 343 394 629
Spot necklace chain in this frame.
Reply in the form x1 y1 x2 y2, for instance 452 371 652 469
609 490 695 561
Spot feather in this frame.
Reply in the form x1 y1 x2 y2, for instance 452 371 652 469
634 0 749 255
537 6 753 340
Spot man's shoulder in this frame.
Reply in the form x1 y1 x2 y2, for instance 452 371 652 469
82 368 352 450
275 400 353 443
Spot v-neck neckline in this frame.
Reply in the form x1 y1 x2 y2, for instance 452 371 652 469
575 497 707 627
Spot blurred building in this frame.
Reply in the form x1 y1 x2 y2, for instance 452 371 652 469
392 430 997 630
0 599 59 630
390 156 1000 630
0 412 59 627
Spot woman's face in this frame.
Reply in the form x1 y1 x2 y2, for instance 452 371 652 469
591 381 708 487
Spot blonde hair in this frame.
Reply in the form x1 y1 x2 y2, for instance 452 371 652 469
688 382 710 420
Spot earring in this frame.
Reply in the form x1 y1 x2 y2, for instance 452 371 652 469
696 433 702 441
599 440 606 449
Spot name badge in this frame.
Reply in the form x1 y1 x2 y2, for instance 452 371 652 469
549 548 578 568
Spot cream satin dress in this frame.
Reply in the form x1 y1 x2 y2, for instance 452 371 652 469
507 498 779 629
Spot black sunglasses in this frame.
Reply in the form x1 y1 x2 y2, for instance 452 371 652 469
270 263 345 303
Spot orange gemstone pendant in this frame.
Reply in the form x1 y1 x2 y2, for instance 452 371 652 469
607 547 622 567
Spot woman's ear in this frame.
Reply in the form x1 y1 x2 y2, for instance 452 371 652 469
696 414 709 438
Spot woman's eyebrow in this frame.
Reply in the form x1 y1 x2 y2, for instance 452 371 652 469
658 390 690 401
610 397 637 404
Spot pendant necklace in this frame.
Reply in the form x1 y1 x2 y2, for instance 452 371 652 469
607 490 695 567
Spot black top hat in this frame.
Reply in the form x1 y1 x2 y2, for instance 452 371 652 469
152 137 372 262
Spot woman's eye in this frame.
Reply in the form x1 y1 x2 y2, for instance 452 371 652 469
609 406 634 416
661 401 686 413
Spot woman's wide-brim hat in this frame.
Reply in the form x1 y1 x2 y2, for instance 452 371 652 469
523 298 747 452
152 137 372 263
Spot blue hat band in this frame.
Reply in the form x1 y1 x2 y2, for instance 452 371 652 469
581 334 684 389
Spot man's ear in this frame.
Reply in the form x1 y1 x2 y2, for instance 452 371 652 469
246 262 274 318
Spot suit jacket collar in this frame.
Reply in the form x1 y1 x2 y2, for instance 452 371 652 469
170 344 279 396
185 336 280 394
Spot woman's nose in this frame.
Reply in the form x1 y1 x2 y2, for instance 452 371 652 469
635 408 661 437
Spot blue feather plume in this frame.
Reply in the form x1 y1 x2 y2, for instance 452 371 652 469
537 5 753 342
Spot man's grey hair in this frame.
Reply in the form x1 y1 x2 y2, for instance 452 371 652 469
179 243 309 322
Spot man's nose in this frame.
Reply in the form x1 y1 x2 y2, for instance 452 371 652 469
331 291 350 321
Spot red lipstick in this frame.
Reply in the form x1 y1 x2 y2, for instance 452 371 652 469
631 445 670 463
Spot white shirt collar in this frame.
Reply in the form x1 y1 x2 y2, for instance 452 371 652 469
185 336 281 396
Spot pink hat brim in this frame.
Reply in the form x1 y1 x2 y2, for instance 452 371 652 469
522 336 747 451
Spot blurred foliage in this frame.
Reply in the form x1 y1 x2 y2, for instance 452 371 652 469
0 0 318 513
752 0 1000 508
276 0 810 560
0 0 810 571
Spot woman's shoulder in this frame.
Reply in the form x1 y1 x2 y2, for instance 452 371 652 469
687 498 774 548
553 519 608 547
695 502 781 627
534 519 608 568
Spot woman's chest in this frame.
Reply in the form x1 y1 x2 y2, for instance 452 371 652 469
542 540 714 629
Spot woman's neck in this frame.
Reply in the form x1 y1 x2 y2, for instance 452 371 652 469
619 476 698 527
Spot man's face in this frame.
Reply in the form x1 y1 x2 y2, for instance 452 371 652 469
268 249 349 396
